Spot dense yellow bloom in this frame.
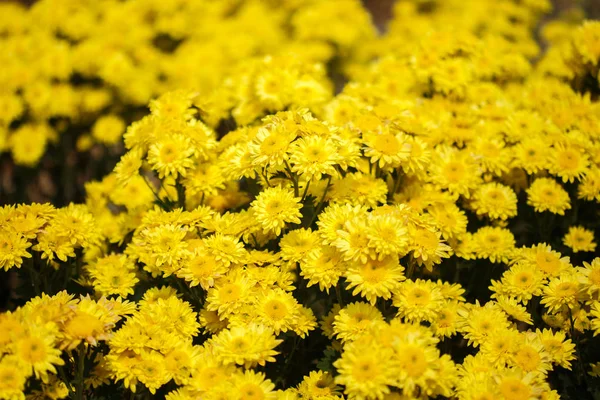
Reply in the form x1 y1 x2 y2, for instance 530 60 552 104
393 279 444 323
363 127 411 169
515 243 571 277
147 134 196 179
208 324 282 368
345 256 405 305
113 150 143 185
92 115 125 145
408 226 453 270
430 147 482 198
251 186 303 235
329 173 388 208
471 183 518 220
333 302 384 343
563 225 597 253
0 228 32 271
3 1 600 398
15 331 64 383
333 339 398 400
579 258 600 295
0 358 27 400
473 226 515 263
300 245 347 292
290 135 340 180
87 254 139 297
279 228 320 263
541 274 585 313
458 303 510 347
526 178 571 215
490 263 545 304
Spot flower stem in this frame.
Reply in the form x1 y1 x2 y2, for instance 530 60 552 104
284 161 299 197
176 180 186 210
75 342 86 400
300 179 311 202
335 283 344 306
305 175 332 228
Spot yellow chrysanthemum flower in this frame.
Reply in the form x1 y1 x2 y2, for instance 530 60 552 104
526 178 571 215
251 186 303 236
471 182 518 220
563 225 597 253
209 324 282 368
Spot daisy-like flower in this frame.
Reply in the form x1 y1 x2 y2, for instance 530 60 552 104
290 135 339 180
473 226 515 263
516 243 571 277
409 226 453 271
300 245 347 292
254 289 300 335
363 126 411 169
472 135 512 176
578 167 600 201
333 338 399 400
479 327 521 368
134 351 170 394
0 358 27 400
199 309 228 335
589 303 600 337
403 135 432 175
366 214 409 257
549 143 589 183
251 186 302 236
0 228 31 271
149 90 195 121
333 302 384 343
13 330 64 383
63 296 136 350
431 301 461 337
493 296 533 325
279 228 321 263
495 368 544 400
87 254 139 297
471 182 518 220
427 203 468 240
579 258 600 295
535 329 576 370
512 333 553 375
345 256 405 305
147 134 196 179
490 263 545 304
317 203 368 244
563 226 597 253
526 177 571 215
132 224 190 277
328 173 388 208
92 114 125 145
203 233 247 266
332 216 376 263
250 125 297 169
205 273 256 318
513 137 551 174
232 370 276 400
393 279 445 323
176 247 229 290
393 337 441 395
209 324 282 368
457 303 510 347
541 274 585 313
430 147 481 198
297 371 341 399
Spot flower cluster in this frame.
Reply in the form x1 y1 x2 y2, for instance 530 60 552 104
0 0 371 169
1 0 600 399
